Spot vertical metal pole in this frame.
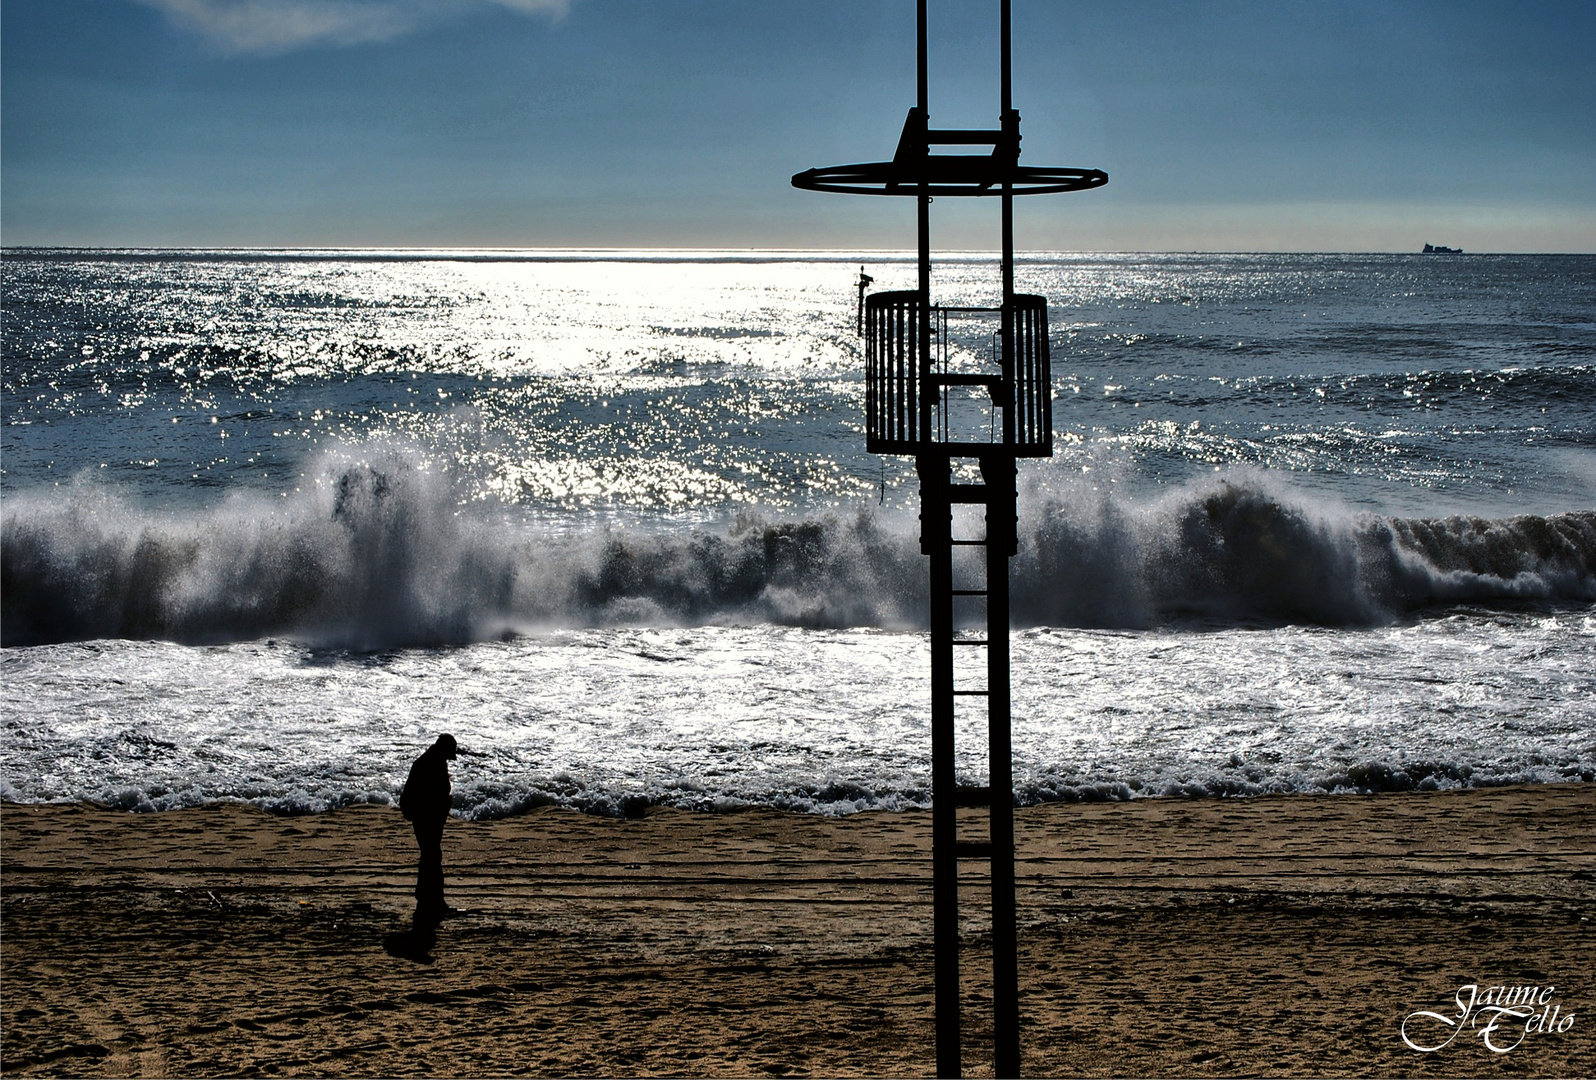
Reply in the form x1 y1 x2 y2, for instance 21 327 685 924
985 452 1019 1078
915 12 961 1076
993 5 1022 1075
918 0 928 114
920 454 960 1079
999 0 1016 450
1000 0 1012 115
917 0 932 447
916 8 957 1074
919 193 933 446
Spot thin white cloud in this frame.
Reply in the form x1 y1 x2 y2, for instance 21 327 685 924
135 0 571 56
485 0 570 13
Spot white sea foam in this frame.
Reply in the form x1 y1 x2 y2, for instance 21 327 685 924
4 446 1591 649
1 619 1591 817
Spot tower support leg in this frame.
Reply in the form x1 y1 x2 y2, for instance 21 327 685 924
983 454 1019 1077
920 455 960 1078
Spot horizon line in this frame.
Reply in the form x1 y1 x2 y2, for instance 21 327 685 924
6 245 1586 259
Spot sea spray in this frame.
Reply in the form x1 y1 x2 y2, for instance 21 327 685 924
1013 470 1596 628
1 445 932 647
5 447 1591 648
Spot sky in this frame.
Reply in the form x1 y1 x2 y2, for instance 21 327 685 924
2 0 1594 252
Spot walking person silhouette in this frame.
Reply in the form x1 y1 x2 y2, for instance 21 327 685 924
400 733 459 926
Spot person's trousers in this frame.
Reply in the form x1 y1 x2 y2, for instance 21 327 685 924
413 821 445 914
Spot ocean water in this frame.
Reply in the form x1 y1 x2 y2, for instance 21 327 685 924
2 249 1593 816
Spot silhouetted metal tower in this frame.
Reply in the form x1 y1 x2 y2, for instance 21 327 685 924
792 2 1105 1076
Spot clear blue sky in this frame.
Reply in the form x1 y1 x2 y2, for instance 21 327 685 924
3 0 1593 251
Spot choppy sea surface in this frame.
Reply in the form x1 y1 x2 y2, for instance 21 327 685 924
2 249 1593 816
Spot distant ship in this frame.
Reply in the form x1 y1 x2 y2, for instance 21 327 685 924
1422 243 1462 254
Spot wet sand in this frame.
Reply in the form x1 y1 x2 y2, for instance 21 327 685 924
3 785 1593 1077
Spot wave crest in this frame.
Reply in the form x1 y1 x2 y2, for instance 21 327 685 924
3 450 1591 647
1013 477 1595 627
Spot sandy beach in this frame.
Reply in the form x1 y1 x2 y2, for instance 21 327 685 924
2 784 1592 1077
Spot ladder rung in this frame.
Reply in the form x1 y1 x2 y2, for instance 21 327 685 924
951 638 988 646
955 786 992 807
950 539 987 546
950 589 987 596
952 689 988 697
955 841 993 859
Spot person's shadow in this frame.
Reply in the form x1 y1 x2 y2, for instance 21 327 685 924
383 917 438 964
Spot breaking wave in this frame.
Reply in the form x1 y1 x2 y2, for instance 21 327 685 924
4 447 1593 648
1011 474 1596 628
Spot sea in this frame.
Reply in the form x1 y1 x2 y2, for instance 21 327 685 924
2 249 1593 818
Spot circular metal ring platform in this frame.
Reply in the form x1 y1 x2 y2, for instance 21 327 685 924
791 161 1108 197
